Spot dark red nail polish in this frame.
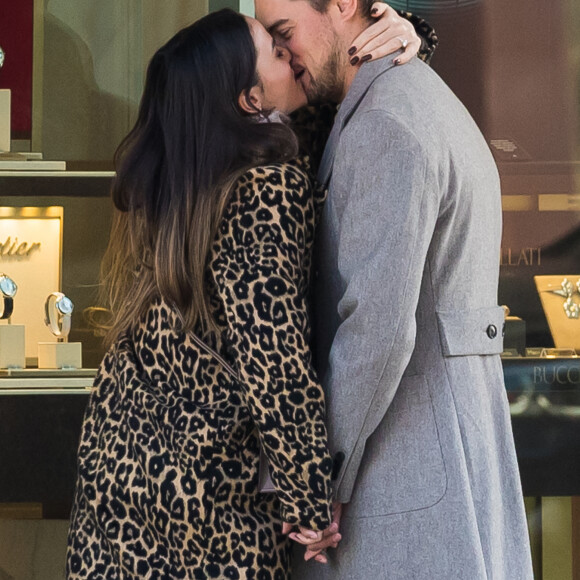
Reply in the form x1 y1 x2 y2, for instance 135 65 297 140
371 7 378 14
393 58 401 66
348 46 357 56
361 54 372 63
350 56 359 65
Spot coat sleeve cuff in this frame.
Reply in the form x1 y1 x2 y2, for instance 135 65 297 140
279 500 332 532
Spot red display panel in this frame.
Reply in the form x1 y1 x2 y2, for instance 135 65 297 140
0 0 34 137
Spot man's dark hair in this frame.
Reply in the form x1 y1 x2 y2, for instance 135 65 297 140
305 0 375 19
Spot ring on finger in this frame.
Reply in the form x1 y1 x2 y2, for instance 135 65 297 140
400 37 409 49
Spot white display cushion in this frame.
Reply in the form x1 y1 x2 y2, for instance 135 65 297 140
0 89 10 152
37 342 82 370
0 325 26 368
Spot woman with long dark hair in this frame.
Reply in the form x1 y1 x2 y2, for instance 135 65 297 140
66 6 436 578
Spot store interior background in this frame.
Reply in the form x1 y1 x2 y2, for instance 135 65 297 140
0 0 579 578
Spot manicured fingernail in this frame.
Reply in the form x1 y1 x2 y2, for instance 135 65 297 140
348 46 357 56
371 7 378 14
350 56 359 65
393 58 401 65
361 54 372 63
306 531 318 539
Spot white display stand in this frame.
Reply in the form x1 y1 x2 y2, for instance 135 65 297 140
0 89 10 152
0 325 25 368
37 342 82 370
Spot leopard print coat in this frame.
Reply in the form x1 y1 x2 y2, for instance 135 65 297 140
66 159 333 579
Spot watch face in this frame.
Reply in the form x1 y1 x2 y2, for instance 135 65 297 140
0 276 17 298
57 295 74 315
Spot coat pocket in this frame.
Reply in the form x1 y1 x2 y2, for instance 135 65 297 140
347 375 447 518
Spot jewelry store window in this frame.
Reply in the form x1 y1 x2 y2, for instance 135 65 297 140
0 1 211 577
0 0 579 578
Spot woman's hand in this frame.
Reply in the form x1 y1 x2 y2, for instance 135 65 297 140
348 3 421 66
283 502 344 564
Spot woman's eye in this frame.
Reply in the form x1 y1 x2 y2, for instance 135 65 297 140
278 29 291 40
276 49 285 58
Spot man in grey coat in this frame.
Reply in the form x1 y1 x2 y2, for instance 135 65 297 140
256 1 534 578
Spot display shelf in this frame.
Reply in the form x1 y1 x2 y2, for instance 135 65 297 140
0 171 114 197
0 368 97 395
503 357 580 497
503 356 580 397
0 368 97 377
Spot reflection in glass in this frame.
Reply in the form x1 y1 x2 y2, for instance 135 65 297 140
39 0 208 167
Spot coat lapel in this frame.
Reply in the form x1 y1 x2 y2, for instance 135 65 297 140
317 119 342 188
316 56 399 187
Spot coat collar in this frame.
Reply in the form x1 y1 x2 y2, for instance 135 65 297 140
317 54 400 187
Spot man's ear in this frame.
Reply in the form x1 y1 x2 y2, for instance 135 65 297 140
238 85 263 115
334 0 358 20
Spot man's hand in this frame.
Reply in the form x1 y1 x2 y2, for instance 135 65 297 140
283 502 344 564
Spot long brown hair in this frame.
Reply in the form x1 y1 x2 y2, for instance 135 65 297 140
99 9 298 347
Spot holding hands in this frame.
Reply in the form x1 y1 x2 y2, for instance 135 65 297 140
283 502 344 565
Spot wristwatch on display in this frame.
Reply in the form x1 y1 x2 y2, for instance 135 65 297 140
0 273 17 320
44 292 74 341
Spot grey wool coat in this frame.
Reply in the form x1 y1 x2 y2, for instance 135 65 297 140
293 56 534 579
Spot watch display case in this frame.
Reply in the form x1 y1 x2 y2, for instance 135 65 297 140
0 207 63 358
1 176 113 370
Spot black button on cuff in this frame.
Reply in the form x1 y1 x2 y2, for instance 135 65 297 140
486 324 498 339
